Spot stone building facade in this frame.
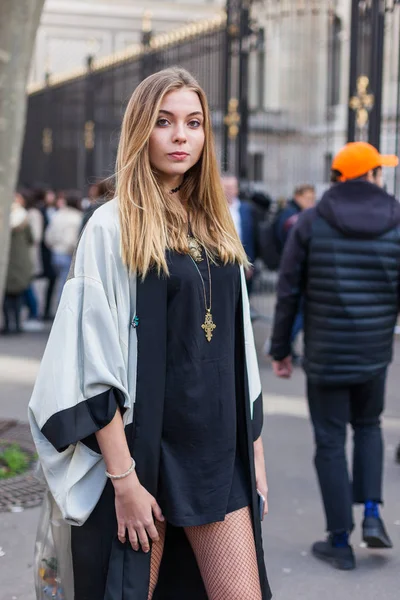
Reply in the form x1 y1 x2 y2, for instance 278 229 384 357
28 0 400 198
31 0 224 83
247 0 400 197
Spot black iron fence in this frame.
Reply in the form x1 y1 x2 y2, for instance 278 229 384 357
19 1 400 199
20 17 227 192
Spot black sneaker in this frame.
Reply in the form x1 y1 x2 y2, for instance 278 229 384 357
312 536 356 570
363 517 393 549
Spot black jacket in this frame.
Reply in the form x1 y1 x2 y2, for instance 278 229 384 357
271 181 400 385
275 199 302 250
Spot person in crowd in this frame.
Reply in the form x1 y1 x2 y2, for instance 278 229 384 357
2 195 33 334
55 190 67 210
275 184 316 249
81 179 113 232
29 68 271 600
222 174 257 293
37 188 58 320
276 184 316 359
251 190 272 224
45 190 82 303
16 189 45 332
270 142 399 570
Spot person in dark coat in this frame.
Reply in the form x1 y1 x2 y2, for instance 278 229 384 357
275 184 316 250
37 189 58 320
2 196 33 334
81 179 113 232
275 184 316 357
270 142 399 570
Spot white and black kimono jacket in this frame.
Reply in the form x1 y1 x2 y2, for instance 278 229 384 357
29 199 271 599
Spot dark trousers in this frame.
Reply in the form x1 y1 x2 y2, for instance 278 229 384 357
23 285 38 319
307 372 385 533
2 294 23 332
43 274 57 319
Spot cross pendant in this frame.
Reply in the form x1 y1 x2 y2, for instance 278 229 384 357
202 309 216 342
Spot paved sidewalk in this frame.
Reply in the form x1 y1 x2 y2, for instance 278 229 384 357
0 325 399 600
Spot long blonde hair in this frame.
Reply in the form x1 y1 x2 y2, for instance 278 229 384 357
116 67 249 277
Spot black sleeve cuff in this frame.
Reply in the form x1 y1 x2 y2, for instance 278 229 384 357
41 388 125 453
270 347 291 361
252 392 264 441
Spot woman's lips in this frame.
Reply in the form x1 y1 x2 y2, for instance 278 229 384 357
168 152 189 161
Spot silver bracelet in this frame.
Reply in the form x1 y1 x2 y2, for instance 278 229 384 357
105 457 136 480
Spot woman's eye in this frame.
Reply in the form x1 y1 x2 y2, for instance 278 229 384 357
157 118 170 127
188 120 202 128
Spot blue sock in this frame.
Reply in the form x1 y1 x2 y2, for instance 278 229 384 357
331 531 349 548
364 500 380 519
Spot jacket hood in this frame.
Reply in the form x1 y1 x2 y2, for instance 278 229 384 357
317 181 400 238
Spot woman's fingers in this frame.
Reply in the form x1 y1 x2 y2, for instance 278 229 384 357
152 500 165 523
117 523 126 544
146 520 160 544
264 497 269 516
127 524 139 551
137 526 151 553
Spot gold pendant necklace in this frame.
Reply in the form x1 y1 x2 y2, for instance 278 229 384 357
189 251 216 342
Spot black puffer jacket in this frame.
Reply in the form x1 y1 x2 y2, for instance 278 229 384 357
271 181 400 385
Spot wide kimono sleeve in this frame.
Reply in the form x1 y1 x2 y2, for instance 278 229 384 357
240 267 264 441
28 206 133 524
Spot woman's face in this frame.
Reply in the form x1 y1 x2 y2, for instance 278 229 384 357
148 88 205 185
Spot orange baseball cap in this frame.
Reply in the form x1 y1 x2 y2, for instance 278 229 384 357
332 142 398 181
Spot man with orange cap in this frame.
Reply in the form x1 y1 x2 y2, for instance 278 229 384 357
270 142 399 570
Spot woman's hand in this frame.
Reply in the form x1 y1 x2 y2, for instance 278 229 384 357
113 472 164 553
254 437 268 519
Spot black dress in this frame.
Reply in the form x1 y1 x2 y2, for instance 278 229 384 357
157 250 251 527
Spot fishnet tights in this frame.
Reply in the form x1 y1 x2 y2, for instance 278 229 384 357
147 519 166 600
148 506 261 600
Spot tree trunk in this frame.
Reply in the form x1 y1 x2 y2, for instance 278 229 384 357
0 0 45 305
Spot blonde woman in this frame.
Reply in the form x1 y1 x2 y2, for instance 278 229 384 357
29 67 271 600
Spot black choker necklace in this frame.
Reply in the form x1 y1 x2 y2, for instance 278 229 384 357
170 182 183 194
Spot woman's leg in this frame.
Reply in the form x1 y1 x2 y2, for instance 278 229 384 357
148 519 166 600
184 506 262 600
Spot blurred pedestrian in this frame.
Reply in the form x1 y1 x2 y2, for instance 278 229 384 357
45 190 82 302
55 190 67 210
275 184 316 249
276 184 316 359
17 189 45 331
251 190 272 224
37 188 58 320
81 179 113 232
29 68 271 600
222 174 257 293
2 195 33 334
261 185 315 359
271 142 399 570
